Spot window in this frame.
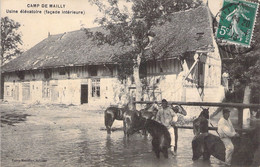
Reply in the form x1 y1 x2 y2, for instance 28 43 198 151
42 81 50 98
196 61 205 87
91 79 100 97
5 86 11 96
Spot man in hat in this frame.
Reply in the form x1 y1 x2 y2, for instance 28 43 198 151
155 99 178 155
218 109 240 166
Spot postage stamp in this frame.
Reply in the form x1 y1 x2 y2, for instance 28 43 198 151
216 0 259 47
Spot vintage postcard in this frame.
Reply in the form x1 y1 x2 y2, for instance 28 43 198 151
1 0 259 167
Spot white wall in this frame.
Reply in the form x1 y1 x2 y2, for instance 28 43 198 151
30 80 43 102
144 74 181 102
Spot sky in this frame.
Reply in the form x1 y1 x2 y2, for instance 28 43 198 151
1 0 222 51
1 0 103 50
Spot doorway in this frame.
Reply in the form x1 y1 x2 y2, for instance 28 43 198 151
81 84 88 104
22 82 30 101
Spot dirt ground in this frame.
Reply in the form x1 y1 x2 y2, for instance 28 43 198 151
0 102 97 125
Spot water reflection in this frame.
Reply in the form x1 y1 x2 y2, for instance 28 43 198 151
74 127 223 167
1 112 239 167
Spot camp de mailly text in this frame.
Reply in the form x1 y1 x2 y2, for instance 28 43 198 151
6 4 84 15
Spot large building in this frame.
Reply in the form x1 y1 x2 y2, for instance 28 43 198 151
2 6 224 108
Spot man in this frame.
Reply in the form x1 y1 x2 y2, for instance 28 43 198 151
155 99 178 155
218 109 239 166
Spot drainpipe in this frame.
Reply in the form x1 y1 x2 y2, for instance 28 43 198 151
0 53 3 100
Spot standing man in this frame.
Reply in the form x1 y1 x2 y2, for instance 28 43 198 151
155 99 178 155
218 109 240 166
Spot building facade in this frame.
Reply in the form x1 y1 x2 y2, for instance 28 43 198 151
2 6 224 108
3 65 122 106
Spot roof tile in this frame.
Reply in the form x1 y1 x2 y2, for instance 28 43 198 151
2 6 213 72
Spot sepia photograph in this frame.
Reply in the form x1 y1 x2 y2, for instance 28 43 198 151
1 0 260 166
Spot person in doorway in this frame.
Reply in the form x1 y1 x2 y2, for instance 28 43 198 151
217 109 240 166
155 99 178 155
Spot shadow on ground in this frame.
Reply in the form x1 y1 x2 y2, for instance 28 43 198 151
0 104 31 126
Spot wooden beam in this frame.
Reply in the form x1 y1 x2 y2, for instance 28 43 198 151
134 101 260 109
175 126 254 133
176 125 217 131
183 59 199 81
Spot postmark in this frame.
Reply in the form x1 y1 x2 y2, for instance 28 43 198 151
216 0 259 47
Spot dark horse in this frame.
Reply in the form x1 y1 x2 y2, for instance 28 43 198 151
192 133 225 161
104 105 128 134
127 112 171 159
193 108 209 136
123 109 140 137
192 129 259 166
104 105 138 136
139 103 158 135
140 103 187 152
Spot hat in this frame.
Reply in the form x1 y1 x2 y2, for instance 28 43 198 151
223 109 231 113
162 99 168 103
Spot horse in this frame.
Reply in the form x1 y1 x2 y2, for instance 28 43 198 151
139 103 159 135
192 133 225 161
123 109 140 137
127 112 171 159
192 129 259 166
104 105 138 136
139 103 186 138
104 105 128 134
139 103 187 152
193 107 209 136
139 103 158 120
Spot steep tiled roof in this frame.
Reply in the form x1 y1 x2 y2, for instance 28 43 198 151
2 6 213 72
146 5 213 59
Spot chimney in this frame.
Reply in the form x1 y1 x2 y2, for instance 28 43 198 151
48 32 50 37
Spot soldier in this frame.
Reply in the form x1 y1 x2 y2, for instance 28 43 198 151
155 99 178 155
218 109 240 166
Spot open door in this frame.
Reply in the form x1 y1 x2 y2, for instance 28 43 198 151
81 84 88 104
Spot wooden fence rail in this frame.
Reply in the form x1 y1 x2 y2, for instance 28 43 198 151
134 101 260 109
134 101 260 131
175 125 217 130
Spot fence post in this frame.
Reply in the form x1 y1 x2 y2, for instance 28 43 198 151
238 107 243 134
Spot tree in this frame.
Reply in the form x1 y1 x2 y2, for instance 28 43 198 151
1 16 23 65
0 17 23 99
87 0 202 108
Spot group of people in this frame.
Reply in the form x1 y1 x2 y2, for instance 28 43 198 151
154 99 239 166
